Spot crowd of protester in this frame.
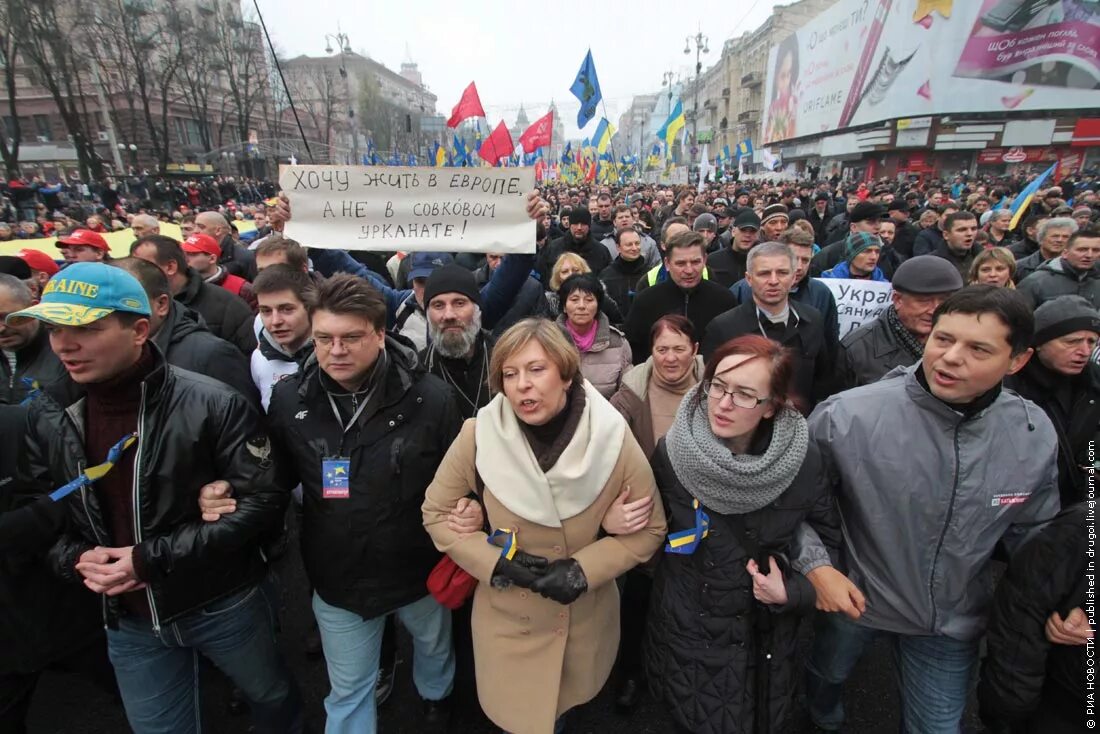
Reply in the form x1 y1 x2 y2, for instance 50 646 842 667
0 166 1098 734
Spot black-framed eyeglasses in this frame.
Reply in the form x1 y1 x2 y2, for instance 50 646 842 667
702 380 770 410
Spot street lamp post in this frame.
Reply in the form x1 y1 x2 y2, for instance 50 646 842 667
325 30 358 165
684 31 709 165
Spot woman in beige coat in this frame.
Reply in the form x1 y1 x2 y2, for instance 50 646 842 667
422 318 666 734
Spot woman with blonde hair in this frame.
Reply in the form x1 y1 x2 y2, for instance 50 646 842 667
969 247 1016 289
422 318 666 734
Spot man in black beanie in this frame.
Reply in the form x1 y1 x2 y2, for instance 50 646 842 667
535 205 610 284
1005 295 1100 505
421 264 494 421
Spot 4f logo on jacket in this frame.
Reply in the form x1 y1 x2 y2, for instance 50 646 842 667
295 410 308 421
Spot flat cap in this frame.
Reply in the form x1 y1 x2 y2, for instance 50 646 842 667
891 255 964 294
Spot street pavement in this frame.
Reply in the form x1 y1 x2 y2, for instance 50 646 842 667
26 535 985 734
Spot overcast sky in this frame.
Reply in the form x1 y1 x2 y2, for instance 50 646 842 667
256 0 787 140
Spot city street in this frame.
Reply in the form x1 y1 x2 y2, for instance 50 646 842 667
26 533 985 734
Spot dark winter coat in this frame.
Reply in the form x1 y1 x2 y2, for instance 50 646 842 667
836 308 919 391
913 226 945 257
645 435 837 734
217 234 257 281
22 347 285 629
1005 359 1100 506
1017 257 1100 310
930 240 983 283
599 255 650 323
702 301 832 412
268 335 462 621
175 268 257 355
0 326 66 406
731 278 840 359
153 301 260 408
978 504 1090 732
0 405 102 674
624 280 737 365
707 245 751 288
891 220 920 260
1013 250 1051 283
537 231 612 284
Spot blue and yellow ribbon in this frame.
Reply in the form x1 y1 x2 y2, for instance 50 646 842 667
49 432 138 502
19 377 40 406
665 499 710 555
486 528 518 560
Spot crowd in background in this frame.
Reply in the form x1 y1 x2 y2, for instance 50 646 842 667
0 165 1098 734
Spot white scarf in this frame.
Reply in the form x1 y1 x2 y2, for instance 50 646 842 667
474 379 626 528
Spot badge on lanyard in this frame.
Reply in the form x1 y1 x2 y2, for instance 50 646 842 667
322 458 351 499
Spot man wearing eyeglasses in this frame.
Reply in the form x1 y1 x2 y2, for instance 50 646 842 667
701 241 832 413
254 273 462 734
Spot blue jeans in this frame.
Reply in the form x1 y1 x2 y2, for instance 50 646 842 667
106 584 303 734
312 592 454 734
805 612 979 733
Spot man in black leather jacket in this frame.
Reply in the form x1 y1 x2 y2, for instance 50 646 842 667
10 262 302 734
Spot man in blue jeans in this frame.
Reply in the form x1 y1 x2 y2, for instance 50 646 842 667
793 286 1061 733
212 274 462 734
12 262 301 734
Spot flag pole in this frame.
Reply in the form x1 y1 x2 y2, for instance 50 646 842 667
599 97 618 184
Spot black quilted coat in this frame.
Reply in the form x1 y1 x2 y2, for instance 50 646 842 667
644 432 839 734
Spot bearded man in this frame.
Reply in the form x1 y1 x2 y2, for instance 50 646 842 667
420 265 494 420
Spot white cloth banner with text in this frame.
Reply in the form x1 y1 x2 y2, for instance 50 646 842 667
279 165 535 253
815 278 893 337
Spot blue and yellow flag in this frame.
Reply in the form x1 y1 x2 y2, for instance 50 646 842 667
593 118 616 154
657 100 685 152
432 142 446 167
736 139 754 158
453 136 468 167
1009 162 1056 229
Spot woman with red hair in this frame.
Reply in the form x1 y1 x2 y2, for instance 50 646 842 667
645 334 839 734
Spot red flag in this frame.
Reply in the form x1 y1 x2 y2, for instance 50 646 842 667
478 122 513 166
446 82 486 128
517 110 554 154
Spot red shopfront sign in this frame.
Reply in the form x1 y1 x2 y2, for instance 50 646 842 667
1071 119 1100 148
900 153 931 171
977 146 1059 164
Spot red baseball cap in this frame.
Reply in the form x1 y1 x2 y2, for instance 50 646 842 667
182 233 221 257
55 229 109 251
16 248 60 276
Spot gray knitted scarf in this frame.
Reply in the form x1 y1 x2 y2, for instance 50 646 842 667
664 386 809 514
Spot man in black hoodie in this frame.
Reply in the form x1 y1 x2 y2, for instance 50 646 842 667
1004 296 1100 506
111 257 259 407
599 227 649 323
131 235 257 355
536 206 610 284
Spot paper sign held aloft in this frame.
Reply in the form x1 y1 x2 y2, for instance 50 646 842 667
814 278 893 337
279 165 535 253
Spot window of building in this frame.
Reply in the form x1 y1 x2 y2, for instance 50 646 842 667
33 115 51 141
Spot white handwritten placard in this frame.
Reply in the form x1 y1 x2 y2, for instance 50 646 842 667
279 165 535 253
815 278 894 337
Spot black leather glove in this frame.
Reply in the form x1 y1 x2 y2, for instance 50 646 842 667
490 550 549 590
529 558 588 605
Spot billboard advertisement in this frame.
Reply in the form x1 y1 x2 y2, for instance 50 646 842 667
761 0 1100 145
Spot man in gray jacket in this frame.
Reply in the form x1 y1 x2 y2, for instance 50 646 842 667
795 286 1060 733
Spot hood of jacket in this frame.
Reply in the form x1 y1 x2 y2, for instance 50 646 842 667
153 301 207 353
1035 256 1100 281
257 325 313 364
297 331 422 405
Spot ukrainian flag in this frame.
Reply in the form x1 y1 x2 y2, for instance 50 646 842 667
736 139 754 158
656 100 685 153
593 118 616 154
1009 162 1056 229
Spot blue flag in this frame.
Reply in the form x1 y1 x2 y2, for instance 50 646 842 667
406 153 417 166
1009 162 1057 229
570 50 602 129
453 136 468 166
561 142 573 165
